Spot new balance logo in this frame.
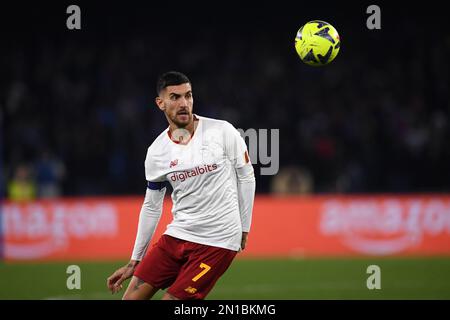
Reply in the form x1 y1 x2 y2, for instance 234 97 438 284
170 159 178 168
184 286 197 294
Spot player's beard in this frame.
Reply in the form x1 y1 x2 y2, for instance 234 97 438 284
170 109 192 128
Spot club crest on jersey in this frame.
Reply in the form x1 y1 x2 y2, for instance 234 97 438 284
170 159 179 168
201 141 224 163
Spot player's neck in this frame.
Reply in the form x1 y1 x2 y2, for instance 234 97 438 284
168 115 199 144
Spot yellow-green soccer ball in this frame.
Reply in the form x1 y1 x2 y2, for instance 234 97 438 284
295 20 341 66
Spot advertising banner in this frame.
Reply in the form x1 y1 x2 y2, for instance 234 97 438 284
2 195 450 260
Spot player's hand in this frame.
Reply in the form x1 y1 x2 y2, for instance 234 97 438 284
240 232 249 251
107 261 138 294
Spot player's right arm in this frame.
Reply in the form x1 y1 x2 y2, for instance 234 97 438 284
131 182 166 260
107 181 166 294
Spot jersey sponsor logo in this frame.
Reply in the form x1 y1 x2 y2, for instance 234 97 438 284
169 159 179 168
170 164 218 182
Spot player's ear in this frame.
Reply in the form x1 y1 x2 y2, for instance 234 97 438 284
155 96 165 111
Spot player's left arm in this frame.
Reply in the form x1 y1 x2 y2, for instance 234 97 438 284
236 162 255 250
224 121 256 250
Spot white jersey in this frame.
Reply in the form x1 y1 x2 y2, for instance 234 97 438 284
144 115 250 251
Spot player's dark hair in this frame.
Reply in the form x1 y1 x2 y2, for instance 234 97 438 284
156 71 191 95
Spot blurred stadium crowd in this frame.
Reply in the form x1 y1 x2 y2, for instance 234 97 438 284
1 2 449 199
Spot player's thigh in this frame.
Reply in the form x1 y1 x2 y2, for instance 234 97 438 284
168 245 237 300
122 276 159 300
133 235 184 291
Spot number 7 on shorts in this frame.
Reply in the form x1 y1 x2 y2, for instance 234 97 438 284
192 263 211 282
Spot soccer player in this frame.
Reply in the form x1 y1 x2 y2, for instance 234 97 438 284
107 71 256 300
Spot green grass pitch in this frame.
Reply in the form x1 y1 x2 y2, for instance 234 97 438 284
1 257 450 299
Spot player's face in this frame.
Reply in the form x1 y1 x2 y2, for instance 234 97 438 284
157 83 193 128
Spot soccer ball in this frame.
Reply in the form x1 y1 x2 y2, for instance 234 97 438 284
294 20 341 66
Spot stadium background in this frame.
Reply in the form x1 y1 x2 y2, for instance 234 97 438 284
1 1 450 299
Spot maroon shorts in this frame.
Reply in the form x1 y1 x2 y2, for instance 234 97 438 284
134 234 237 300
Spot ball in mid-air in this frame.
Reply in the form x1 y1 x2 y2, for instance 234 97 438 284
295 20 341 66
